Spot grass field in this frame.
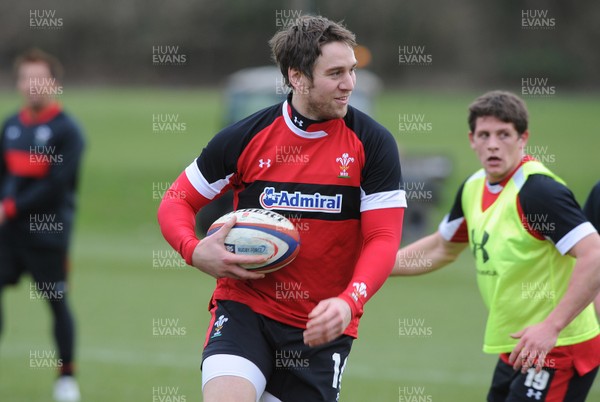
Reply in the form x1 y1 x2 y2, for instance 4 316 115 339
0 88 599 401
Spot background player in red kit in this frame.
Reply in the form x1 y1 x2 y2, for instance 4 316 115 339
0 49 85 402
158 15 406 402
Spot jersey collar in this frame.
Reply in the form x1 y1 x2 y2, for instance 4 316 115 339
19 102 62 126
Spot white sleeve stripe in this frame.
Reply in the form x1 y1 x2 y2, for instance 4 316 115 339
438 214 465 242
555 222 597 255
184 160 233 200
360 189 407 212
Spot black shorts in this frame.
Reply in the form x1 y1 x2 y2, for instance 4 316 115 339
487 357 599 402
202 299 353 402
0 241 69 291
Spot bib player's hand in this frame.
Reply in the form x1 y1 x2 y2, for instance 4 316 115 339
508 322 560 373
191 216 266 281
0 204 5 225
303 297 352 347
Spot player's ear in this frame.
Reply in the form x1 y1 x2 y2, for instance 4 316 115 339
288 68 305 93
468 132 476 149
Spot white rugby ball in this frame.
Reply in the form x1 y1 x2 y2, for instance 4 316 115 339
206 208 300 273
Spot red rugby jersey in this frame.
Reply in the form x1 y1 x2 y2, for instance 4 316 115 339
159 96 406 337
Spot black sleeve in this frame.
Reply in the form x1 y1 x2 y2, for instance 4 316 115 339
519 174 589 246
196 103 280 184
583 180 600 231
447 180 466 222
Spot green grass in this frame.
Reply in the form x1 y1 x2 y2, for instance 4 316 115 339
0 88 598 401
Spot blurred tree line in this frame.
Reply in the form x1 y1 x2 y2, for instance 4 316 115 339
0 0 599 89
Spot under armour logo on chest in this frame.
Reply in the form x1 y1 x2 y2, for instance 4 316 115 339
471 229 490 263
293 116 304 127
258 159 271 168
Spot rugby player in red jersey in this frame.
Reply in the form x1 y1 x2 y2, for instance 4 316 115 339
158 15 406 402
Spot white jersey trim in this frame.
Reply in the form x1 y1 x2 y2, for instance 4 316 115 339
360 188 407 212
281 101 329 139
439 214 466 242
555 222 597 255
185 160 233 200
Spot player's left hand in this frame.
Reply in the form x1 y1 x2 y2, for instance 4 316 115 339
508 322 560 373
303 297 352 347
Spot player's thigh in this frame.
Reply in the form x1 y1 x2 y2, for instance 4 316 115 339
203 373 257 402
24 247 69 299
0 241 24 287
202 300 273 400
265 328 353 402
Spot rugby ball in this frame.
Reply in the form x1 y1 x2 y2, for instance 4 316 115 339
206 208 300 273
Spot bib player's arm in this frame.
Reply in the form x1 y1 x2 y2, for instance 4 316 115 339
157 171 265 280
304 207 404 347
392 180 469 276
391 231 468 276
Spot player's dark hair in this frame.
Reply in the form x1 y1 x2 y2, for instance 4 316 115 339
468 90 529 135
269 15 356 89
14 48 64 80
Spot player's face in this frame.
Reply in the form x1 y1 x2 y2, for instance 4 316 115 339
291 41 356 121
17 61 57 110
469 116 529 182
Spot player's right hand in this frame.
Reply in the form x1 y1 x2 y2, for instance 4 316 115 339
191 216 266 280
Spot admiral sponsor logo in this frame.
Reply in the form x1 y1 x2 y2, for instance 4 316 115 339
260 187 342 213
